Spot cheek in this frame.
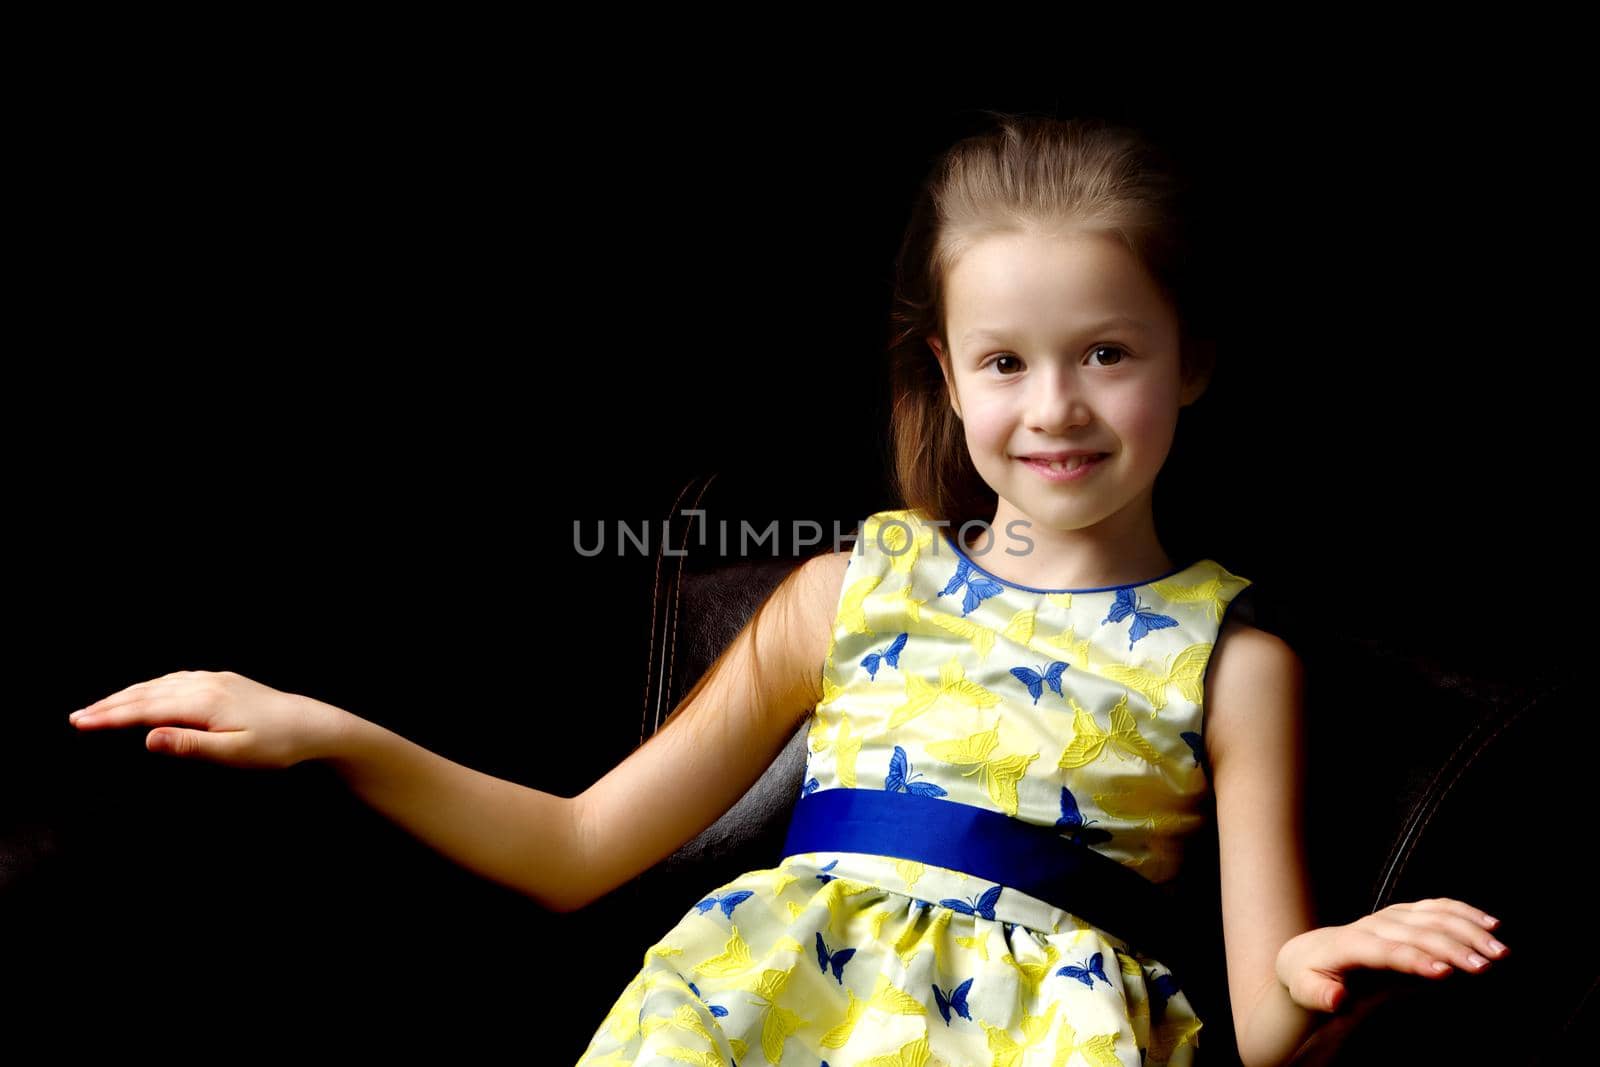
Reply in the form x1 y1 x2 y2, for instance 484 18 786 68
961 405 1012 454
1114 398 1180 459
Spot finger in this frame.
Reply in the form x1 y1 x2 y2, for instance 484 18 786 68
73 678 184 719
72 689 207 730
148 727 244 760
72 670 213 717
1383 907 1511 965
1364 915 1501 974
1338 923 1463 979
1397 896 1500 930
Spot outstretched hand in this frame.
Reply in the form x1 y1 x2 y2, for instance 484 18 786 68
69 669 349 770
1275 897 1510 1014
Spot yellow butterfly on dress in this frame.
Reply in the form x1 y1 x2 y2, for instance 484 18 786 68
1050 1018 1126 1067
1099 641 1214 714
650 1045 724 1067
641 999 721 1042
863 898 900 940
691 922 757 979
809 712 862 787
741 865 801 898
981 998 1058 1057
893 900 955 971
1039 624 1094 671
1150 564 1250 624
1002 607 1037 648
999 941 1062 1001
925 722 1040 816
644 942 686 965
955 931 991 961
736 969 806 1065
836 574 883 636
815 875 876 937
863 510 935 575
924 608 998 660
895 858 926 888
891 658 1003 729
858 1033 936 1067
819 984 869 1049
881 582 929 625
1096 786 1205 835
866 973 928 1018
1057 693 1164 770
817 670 844 709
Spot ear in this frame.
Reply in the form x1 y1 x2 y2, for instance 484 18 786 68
1179 372 1209 409
928 335 963 420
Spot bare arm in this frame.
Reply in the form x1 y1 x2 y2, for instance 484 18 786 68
322 714 589 913
1204 620 1322 1067
319 550 848 916
571 549 850 910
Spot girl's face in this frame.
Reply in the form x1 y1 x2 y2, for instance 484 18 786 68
929 229 1202 545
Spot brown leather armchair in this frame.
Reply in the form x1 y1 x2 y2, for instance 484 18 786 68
572 469 1593 1066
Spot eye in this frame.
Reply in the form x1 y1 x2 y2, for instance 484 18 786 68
1088 344 1127 367
986 353 1023 375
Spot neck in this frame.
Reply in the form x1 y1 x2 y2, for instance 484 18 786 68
963 493 1174 590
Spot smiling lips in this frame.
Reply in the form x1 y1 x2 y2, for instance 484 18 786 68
1019 453 1107 481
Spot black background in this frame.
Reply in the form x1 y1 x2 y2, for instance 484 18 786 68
6 45 1586 1062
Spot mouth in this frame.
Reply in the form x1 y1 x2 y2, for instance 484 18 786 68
1017 453 1108 472
1017 453 1109 481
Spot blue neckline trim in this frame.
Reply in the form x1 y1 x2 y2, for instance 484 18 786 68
937 525 1192 595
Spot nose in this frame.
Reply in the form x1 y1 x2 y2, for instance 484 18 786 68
1024 363 1092 432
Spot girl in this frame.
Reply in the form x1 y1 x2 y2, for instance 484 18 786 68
69 113 1508 1067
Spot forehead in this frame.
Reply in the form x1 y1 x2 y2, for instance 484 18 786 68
945 231 1175 343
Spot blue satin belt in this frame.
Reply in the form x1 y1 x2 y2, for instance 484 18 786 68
780 786 1191 970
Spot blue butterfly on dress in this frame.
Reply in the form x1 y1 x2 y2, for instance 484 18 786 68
862 632 909 679
816 932 857 984
1056 950 1112 988
1180 731 1211 780
1056 785 1114 846
800 776 820 799
685 979 730 1019
932 977 975 1024
1101 588 1178 649
885 745 948 797
694 889 754 919
1010 660 1069 705
940 884 1002 920
815 858 839 885
940 558 1005 616
1149 970 1181 1025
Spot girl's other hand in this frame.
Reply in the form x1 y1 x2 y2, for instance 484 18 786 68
68 669 349 771
1274 898 1510 1013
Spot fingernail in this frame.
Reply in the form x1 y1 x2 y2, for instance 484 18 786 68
69 710 83 721
1482 914 1500 927
1489 939 1507 955
1468 953 1488 968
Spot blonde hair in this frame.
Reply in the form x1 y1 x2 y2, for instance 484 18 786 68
884 111 1215 544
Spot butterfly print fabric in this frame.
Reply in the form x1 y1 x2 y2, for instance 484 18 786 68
578 508 1252 1066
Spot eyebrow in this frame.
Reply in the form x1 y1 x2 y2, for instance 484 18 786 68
962 316 1151 347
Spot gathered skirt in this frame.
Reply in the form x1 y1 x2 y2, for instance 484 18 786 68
575 848 1203 1066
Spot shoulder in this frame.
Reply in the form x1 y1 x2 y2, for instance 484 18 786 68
1204 618 1305 768
795 548 853 617
772 549 854 706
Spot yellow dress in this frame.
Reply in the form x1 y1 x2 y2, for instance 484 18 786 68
577 507 1252 1066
